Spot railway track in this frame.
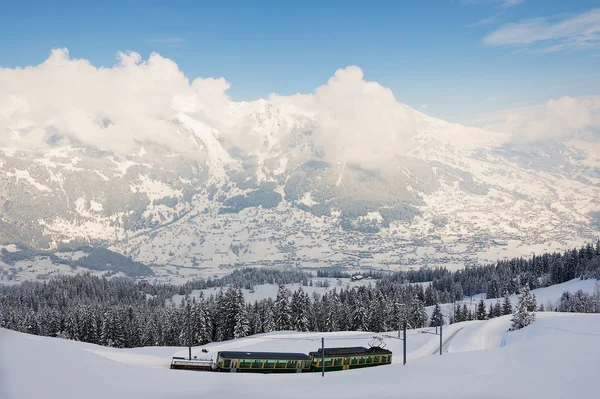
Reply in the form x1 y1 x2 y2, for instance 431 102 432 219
431 327 464 355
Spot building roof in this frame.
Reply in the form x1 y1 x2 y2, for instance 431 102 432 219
308 346 392 357
217 351 311 360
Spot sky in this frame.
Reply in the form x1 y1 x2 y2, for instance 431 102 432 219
0 0 599 125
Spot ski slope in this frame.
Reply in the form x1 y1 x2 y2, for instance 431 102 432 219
1 312 599 399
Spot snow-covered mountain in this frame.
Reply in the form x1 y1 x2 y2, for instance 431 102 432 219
2 88 600 281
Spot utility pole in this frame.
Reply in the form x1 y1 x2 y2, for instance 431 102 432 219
187 303 192 361
453 301 456 324
321 337 325 377
403 320 407 366
439 322 443 356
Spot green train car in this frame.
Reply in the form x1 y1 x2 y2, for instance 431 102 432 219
215 351 312 373
308 346 392 372
171 346 392 373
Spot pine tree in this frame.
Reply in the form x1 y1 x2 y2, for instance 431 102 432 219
410 299 428 328
353 299 369 331
511 285 537 330
430 303 443 327
233 305 250 339
273 285 291 331
493 301 502 318
462 304 470 321
454 304 463 322
291 287 310 331
502 292 512 315
367 291 387 332
476 299 487 320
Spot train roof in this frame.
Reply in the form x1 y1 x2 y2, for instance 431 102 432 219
218 351 311 360
308 346 392 357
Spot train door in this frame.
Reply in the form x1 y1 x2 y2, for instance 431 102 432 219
230 360 237 373
296 361 302 373
343 357 350 371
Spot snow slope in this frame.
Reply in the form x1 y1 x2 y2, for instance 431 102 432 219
427 277 600 322
1 313 599 399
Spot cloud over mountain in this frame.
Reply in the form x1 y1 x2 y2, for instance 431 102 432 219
0 48 239 157
0 49 426 170
472 96 600 143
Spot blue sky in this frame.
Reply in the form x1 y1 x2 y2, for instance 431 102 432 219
1 0 599 123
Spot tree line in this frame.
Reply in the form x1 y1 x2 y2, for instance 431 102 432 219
1 240 600 348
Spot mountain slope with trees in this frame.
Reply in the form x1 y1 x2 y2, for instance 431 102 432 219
1 241 599 348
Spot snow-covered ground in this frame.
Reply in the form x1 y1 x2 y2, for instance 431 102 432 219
1 312 599 399
426 277 600 321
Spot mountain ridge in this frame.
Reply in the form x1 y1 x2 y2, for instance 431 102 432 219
1 56 599 279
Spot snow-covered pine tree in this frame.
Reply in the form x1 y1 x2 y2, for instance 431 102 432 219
293 288 310 331
233 304 250 339
462 304 470 321
410 299 428 328
368 291 386 332
454 304 463 322
273 285 291 331
476 299 487 320
213 288 227 341
430 303 443 327
262 298 275 333
248 302 262 335
502 292 512 315
510 284 537 330
493 301 502 318
353 298 369 331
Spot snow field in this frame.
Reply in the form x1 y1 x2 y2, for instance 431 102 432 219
2 313 600 399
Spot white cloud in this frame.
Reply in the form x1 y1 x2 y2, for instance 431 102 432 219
469 16 500 27
0 49 425 170
483 8 600 52
0 48 231 155
271 66 424 168
462 0 524 9
469 96 600 143
500 0 524 8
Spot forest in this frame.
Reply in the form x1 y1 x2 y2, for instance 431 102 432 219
1 241 599 348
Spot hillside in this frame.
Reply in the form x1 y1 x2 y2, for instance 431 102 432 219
1 312 598 399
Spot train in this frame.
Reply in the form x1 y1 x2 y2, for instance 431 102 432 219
170 345 392 373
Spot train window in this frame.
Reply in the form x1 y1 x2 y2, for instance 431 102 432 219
374 356 380 363
333 358 342 366
239 360 251 368
264 360 275 369
252 360 263 368
351 357 358 365
381 356 387 363
287 360 297 369
366 356 372 364
359 357 366 364
303 360 310 368
276 360 287 369
324 359 333 367
224 359 231 368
